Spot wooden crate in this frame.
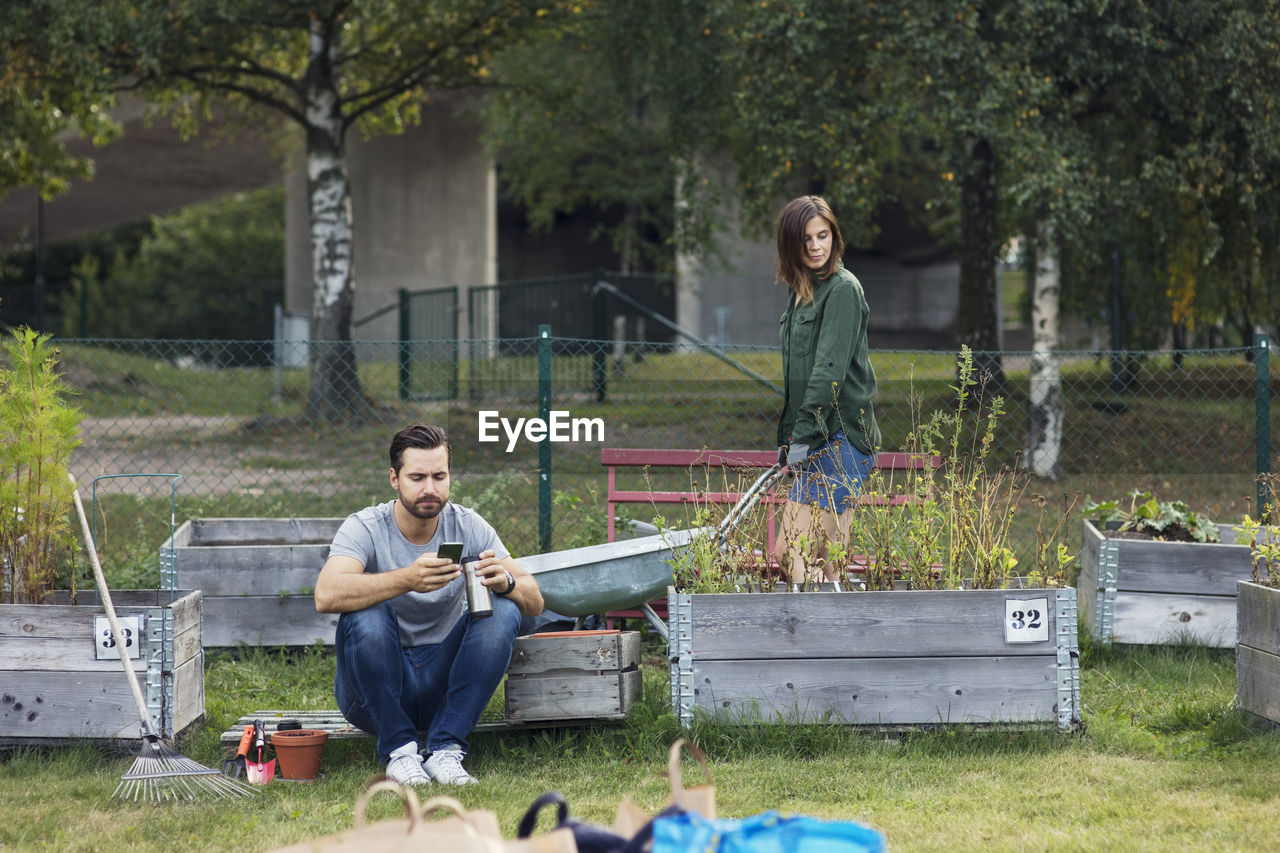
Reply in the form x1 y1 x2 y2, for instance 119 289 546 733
169 517 342 647
1237 581 1280 726
1079 520 1254 647
669 588 1079 730
0 589 204 744
505 630 642 722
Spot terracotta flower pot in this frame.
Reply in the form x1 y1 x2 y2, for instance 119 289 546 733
270 729 328 780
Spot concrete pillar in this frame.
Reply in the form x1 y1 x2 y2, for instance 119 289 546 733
284 93 496 343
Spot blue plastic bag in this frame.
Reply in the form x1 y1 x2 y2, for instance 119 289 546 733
651 810 886 853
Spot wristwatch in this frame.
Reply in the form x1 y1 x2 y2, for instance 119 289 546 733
495 570 516 596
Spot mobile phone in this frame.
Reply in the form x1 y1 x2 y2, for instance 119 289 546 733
437 542 464 564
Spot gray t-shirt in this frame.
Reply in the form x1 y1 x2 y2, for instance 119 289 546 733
327 500 510 646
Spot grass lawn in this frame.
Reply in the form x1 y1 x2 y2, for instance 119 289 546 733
2 637 1279 852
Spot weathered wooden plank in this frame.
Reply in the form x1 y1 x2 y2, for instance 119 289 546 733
691 656 1058 725
173 518 344 547
1237 582 1280 656
0 590 202 667
42 590 198 608
1081 521 1252 596
1111 541 1251 596
219 706 626 751
508 631 640 675
168 590 202 632
1237 644 1280 725
1110 592 1237 647
172 652 205 734
231 711 365 743
173 620 202 667
172 519 338 592
687 591 1059 660
0 595 192 641
201 597 338 647
0 638 146 670
0 671 143 739
178 556 327 593
1078 522 1102 634
506 669 641 722
172 517 333 600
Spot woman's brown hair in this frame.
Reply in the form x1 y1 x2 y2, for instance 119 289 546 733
774 195 845 304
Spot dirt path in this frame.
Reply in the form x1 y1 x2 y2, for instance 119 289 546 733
72 415 343 496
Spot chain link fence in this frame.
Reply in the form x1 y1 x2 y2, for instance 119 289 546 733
50 332 1273 579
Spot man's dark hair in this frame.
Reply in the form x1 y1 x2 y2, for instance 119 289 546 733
389 423 451 472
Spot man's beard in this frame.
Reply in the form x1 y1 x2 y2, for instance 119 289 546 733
402 496 444 520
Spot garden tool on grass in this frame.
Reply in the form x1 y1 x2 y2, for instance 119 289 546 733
245 719 276 784
69 475 258 803
222 725 254 779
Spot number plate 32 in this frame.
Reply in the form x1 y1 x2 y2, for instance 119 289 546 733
1004 598 1049 643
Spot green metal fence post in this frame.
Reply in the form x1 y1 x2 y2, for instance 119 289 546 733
1257 333 1271 517
538 324 553 552
591 271 608 402
397 288 411 401
79 271 89 338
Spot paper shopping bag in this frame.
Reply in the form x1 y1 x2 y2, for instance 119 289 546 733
271 778 575 853
613 739 716 838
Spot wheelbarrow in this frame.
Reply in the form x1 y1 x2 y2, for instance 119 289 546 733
521 465 785 640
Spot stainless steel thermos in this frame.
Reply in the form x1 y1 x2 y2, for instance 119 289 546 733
464 560 493 618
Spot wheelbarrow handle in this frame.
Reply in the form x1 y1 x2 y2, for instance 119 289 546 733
715 464 785 548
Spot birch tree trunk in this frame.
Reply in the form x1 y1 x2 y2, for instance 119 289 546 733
303 20 367 421
1024 223 1063 479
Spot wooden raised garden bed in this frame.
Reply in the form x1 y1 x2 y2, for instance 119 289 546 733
1079 520 1254 647
1237 581 1280 726
169 518 342 647
668 587 1079 730
0 589 204 744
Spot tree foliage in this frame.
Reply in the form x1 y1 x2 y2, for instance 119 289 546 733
13 0 570 417
481 1 733 270
59 187 284 345
0 1 120 200
488 0 1280 353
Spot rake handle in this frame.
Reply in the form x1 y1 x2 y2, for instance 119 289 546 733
69 475 156 737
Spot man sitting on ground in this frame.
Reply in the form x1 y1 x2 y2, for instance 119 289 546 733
315 423 543 786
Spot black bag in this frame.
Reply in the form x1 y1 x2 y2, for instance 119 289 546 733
517 791 683 853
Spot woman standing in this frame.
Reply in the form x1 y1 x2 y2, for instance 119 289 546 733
772 195 881 584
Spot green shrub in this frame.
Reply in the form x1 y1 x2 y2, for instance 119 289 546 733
0 328 82 602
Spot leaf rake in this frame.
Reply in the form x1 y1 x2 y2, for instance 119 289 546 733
70 476 258 802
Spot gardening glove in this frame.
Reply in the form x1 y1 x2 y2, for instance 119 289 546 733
786 443 811 468
777 445 789 468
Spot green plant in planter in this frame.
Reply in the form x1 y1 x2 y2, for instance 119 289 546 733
660 507 749 593
1084 491 1221 543
910 346 1032 589
1026 492 1080 589
0 328 83 604
1239 473 1280 588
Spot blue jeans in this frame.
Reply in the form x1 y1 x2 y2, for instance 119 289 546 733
333 598 521 762
788 431 875 511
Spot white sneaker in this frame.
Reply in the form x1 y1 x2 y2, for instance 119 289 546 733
386 752 431 786
424 747 477 786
